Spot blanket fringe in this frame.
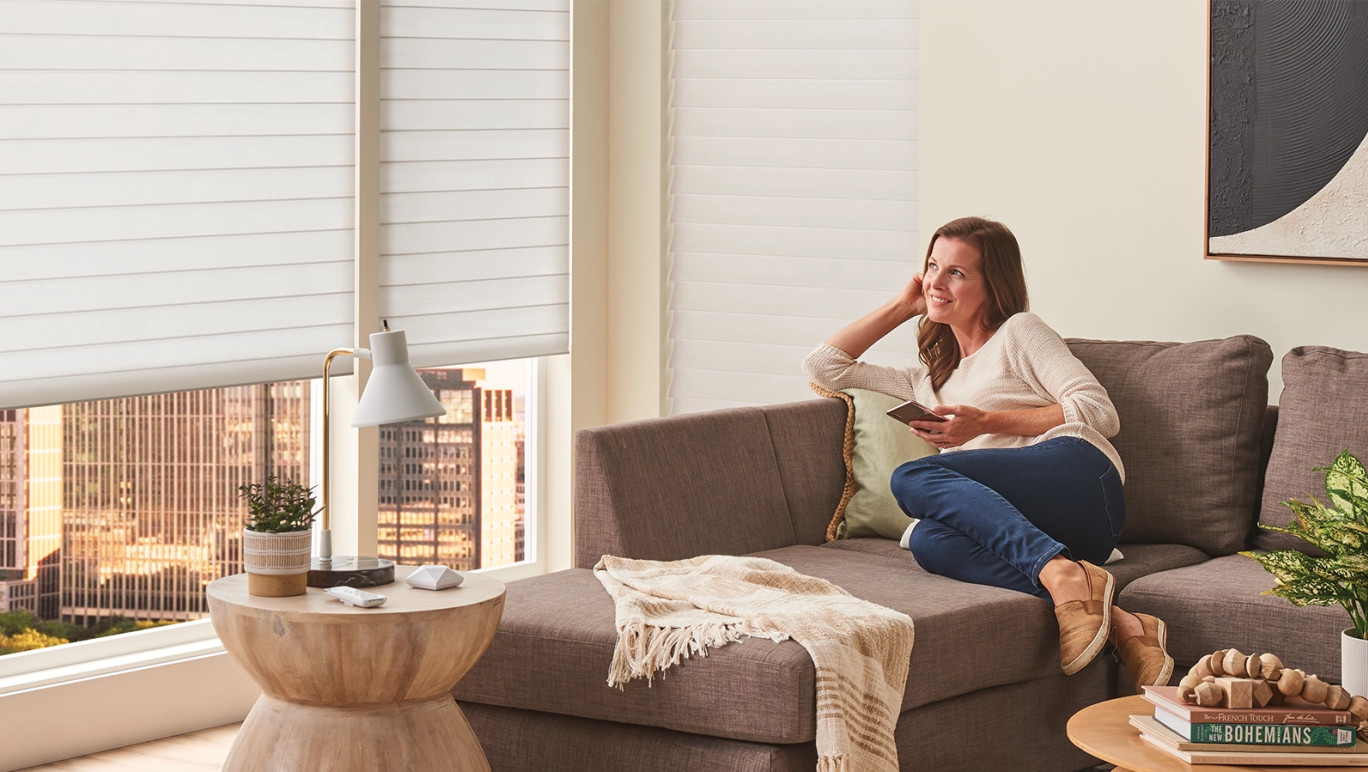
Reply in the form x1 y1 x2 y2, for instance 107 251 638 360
607 621 758 688
816 755 852 772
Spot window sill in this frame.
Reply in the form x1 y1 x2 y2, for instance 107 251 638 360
0 618 224 697
0 636 259 771
0 559 550 769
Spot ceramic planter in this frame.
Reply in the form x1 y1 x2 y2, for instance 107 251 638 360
1343 629 1368 698
242 528 312 597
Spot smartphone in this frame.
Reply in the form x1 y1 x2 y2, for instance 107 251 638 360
885 399 946 424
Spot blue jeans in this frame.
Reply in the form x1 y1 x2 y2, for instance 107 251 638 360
890 437 1125 600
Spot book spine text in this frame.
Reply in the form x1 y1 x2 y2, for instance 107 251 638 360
1186 723 1357 746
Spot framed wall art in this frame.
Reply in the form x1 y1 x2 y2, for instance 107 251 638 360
1206 0 1368 265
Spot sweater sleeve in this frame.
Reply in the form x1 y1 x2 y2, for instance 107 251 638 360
1005 314 1120 438
802 343 921 400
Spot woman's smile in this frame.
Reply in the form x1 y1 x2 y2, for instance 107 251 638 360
922 236 988 331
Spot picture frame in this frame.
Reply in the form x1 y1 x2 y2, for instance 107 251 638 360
1205 0 1368 266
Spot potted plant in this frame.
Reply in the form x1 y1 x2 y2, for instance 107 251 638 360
239 476 318 597
1241 450 1368 696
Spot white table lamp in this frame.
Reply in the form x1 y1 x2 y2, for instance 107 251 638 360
308 321 445 588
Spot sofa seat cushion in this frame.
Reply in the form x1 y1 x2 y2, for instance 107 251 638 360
820 537 1209 594
454 545 1078 745
819 536 917 561
1101 542 1211 591
1116 553 1348 680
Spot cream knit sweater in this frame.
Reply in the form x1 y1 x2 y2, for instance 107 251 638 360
802 312 1125 480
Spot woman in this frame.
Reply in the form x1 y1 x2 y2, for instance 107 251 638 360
803 216 1172 688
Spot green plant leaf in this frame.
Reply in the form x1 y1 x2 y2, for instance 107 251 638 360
239 476 318 533
1326 450 1368 515
1243 450 1368 637
1243 549 1316 585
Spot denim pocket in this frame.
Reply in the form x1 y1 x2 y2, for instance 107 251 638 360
1098 465 1126 539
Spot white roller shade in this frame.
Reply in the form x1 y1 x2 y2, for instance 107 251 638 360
667 0 921 415
378 0 570 369
0 0 357 410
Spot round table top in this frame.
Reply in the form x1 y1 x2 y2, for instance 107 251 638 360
1068 694 1365 772
207 564 505 617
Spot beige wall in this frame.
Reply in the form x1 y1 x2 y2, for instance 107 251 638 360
919 0 1367 398
565 0 1368 565
546 0 666 572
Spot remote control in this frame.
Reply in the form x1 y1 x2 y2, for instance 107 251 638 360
324 586 387 608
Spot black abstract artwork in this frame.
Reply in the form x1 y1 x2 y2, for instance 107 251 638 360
1208 0 1368 263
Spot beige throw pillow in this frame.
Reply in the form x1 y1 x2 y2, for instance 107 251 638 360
812 385 938 541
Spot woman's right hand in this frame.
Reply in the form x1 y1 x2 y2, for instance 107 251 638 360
895 273 927 318
820 271 927 357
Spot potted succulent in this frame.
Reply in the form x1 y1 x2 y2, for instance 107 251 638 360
239 476 318 597
1241 450 1368 696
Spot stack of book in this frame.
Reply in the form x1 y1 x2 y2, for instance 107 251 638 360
1132 685 1368 766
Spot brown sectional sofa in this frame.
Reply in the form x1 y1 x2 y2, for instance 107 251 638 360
452 338 1368 771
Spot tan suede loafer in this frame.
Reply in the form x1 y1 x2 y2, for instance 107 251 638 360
1118 612 1174 689
1053 560 1114 675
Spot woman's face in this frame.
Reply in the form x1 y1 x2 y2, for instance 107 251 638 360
923 236 990 331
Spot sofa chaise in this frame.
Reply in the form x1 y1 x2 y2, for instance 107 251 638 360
452 337 1368 771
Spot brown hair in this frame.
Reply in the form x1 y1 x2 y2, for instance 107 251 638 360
916 217 1029 391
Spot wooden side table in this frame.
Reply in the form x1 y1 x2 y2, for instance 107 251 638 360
1068 694 1363 772
207 566 505 771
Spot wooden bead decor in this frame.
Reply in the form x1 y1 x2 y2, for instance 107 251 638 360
1177 648 1368 740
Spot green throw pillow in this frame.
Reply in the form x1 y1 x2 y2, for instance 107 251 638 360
813 386 939 540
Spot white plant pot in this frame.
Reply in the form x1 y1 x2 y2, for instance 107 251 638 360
1342 629 1368 699
242 528 312 597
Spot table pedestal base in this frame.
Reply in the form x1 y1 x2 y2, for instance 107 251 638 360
225 694 489 772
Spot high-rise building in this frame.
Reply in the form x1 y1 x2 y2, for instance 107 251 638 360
59 383 309 626
515 415 526 564
3 365 527 643
0 406 63 619
376 369 520 571
480 386 519 568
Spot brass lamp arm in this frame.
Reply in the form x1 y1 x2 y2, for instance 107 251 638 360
317 345 372 555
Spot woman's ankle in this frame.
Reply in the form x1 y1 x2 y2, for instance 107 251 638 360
1039 556 1089 606
1110 606 1143 645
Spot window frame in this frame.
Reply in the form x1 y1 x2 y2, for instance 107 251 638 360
0 1 563 761
0 356 547 698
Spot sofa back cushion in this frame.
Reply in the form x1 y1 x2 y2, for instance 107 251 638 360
1066 335 1272 555
574 407 798 568
1257 346 1368 553
758 399 849 546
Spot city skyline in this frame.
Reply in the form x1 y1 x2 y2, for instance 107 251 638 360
0 367 526 655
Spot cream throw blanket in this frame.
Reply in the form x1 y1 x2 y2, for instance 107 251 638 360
594 554 915 772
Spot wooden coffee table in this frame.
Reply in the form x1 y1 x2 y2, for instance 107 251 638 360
1068 694 1365 772
207 566 505 771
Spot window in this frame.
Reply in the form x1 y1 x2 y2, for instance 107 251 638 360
666 0 921 413
0 0 566 762
375 359 531 571
0 382 309 654
1 0 565 640
0 358 535 657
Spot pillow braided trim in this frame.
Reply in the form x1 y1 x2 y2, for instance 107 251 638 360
809 382 856 541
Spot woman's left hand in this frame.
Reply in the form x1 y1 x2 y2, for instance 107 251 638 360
909 404 988 449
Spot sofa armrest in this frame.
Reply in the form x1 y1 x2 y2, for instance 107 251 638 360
572 407 802 569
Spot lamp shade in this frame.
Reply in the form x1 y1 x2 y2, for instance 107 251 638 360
350 329 446 427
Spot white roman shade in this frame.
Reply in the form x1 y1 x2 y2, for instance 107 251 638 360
0 0 571 411
378 0 570 369
0 0 357 410
667 0 921 414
